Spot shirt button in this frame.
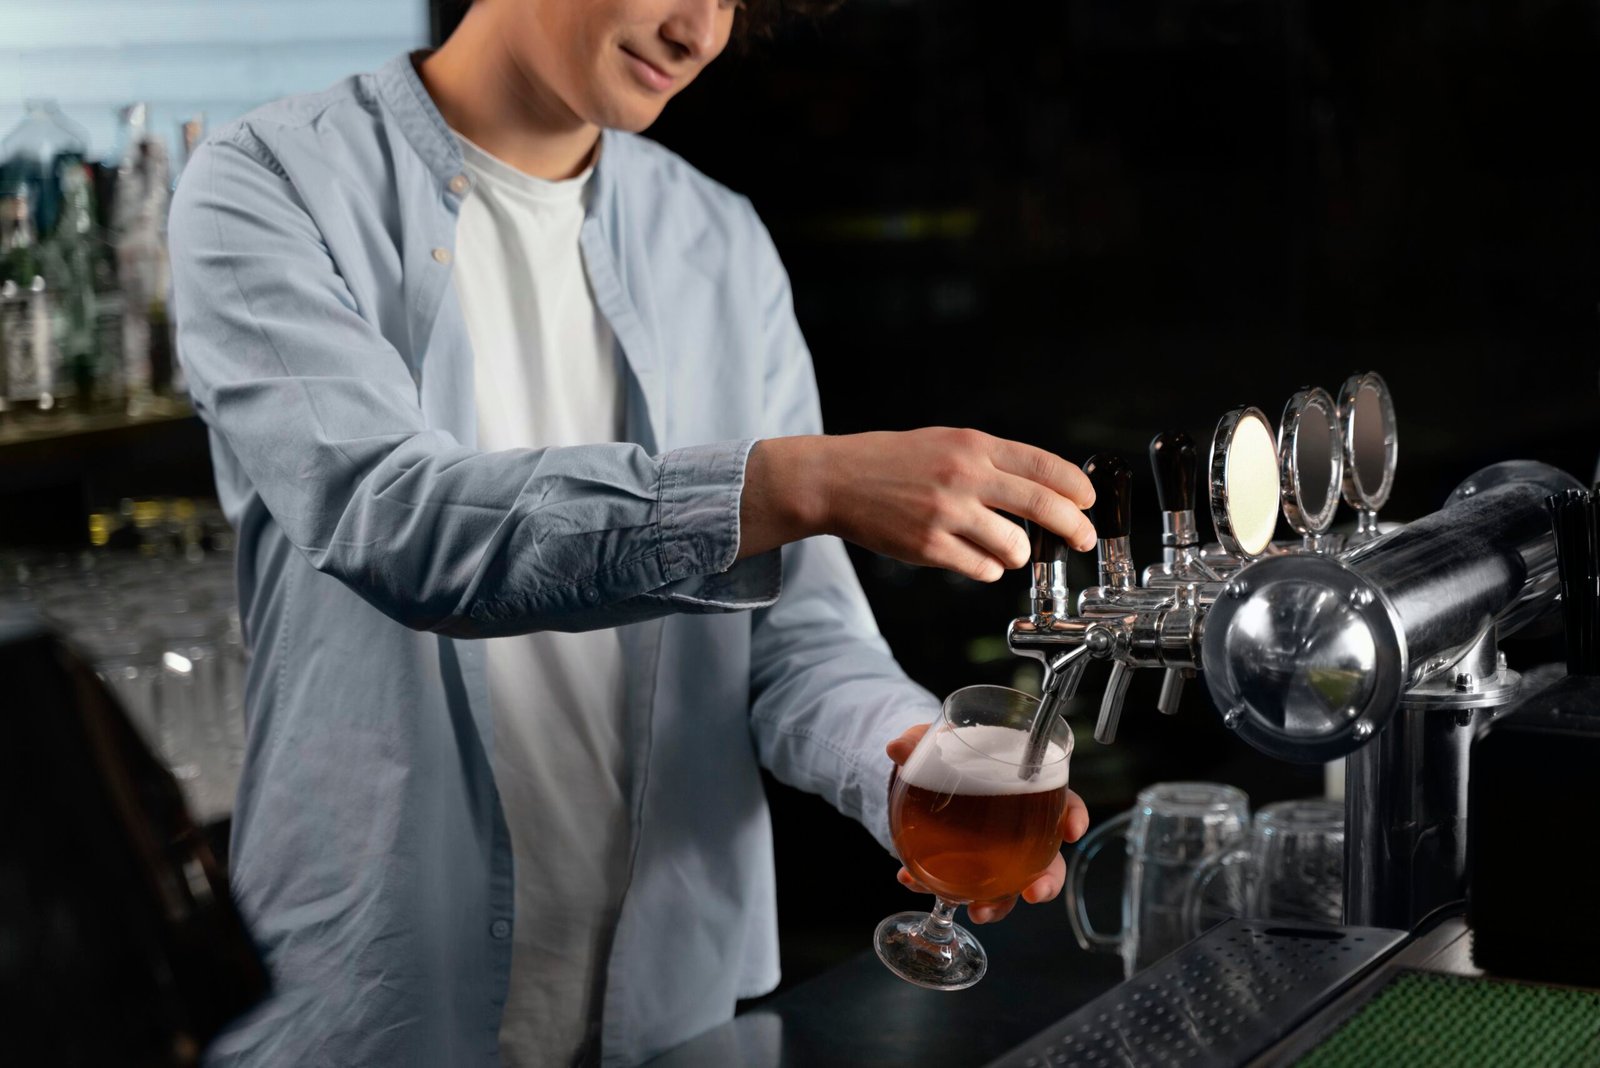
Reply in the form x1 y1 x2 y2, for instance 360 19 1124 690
448 173 470 195
432 247 453 265
491 919 511 940
583 587 600 604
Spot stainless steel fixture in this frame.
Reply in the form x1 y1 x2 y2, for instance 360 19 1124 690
1007 373 1580 930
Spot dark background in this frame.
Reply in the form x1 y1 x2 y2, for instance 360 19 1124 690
558 0 1600 991
405 0 1600 995
7 0 1593 1005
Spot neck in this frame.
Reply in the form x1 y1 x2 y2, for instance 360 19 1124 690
419 9 599 181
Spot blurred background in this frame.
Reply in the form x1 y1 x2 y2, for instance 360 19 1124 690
2 0 1597 999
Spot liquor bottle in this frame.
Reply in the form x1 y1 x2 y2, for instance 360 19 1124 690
111 105 172 417
0 99 89 242
0 185 56 416
43 164 102 409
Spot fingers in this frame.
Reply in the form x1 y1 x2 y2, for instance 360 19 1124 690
952 505 1035 570
896 867 931 894
1060 788 1090 844
1020 853 1068 906
989 440 1095 509
885 722 931 765
924 531 1008 583
984 473 1097 553
968 898 1017 925
898 856 1071 925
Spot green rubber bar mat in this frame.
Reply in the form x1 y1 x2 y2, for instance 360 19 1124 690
1295 971 1600 1068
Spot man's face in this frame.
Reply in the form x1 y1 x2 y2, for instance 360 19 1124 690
496 0 738 131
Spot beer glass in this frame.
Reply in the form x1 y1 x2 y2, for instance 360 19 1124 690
1183 798 1344 935
874 685 1073 991
1064 782 1250 977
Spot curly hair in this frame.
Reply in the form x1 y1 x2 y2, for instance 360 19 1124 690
736 0 846 40
441 1 846 43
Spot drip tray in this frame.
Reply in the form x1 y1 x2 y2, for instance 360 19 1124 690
985 920 1406 1068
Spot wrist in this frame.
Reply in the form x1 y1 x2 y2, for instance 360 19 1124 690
755 431 832 537
742 435 834 553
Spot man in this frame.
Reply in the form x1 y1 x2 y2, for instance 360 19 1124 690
169 0 1096 1064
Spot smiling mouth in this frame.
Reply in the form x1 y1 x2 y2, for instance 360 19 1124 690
620 45 674 92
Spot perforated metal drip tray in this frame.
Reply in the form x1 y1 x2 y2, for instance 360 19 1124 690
985 920 1407 1068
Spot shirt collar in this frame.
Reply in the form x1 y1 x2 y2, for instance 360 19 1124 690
376 51 618 222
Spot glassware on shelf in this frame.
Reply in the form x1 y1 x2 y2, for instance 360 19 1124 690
1 506 248 825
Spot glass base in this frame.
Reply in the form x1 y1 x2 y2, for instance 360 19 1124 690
873 910 987 991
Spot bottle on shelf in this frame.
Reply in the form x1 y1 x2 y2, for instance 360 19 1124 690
0 98 90 241
0 184 57 417
177 114 206 178
111 104 175 417
43 164 104 410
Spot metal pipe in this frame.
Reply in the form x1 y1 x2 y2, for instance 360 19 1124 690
1341 472 1573 685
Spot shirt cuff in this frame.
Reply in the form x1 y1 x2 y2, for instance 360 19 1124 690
650 438 781 611
659 438 756 579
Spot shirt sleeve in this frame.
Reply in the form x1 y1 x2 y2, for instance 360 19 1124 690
169 128 778 637
738 201 939 855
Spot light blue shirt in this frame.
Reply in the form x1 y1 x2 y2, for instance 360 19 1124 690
169 52 936 1068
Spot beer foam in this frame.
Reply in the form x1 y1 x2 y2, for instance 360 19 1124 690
900 724 1069 796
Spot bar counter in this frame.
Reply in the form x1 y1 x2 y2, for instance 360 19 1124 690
646 898 1124 1067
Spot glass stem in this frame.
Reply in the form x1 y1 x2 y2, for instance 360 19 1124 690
912 898 962 963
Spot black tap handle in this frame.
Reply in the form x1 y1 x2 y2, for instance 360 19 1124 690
1085 453 1133 540
1027 519 1071 569
1149 431 1198 514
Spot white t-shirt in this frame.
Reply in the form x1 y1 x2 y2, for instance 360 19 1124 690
451 132 628 1068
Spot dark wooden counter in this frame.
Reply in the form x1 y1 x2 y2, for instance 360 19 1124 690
646 898 1124 1068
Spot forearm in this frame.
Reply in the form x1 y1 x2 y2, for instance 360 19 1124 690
736 435 831 560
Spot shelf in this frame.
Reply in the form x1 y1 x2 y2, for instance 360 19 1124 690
0 403 216 545
0 403 195 449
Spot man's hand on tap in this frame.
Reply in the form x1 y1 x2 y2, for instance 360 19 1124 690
738 429 1097 582
885 722 1091 924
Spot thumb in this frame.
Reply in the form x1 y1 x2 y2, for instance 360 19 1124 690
885 722 931 765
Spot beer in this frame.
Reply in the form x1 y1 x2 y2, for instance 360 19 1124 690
890 724 1069 903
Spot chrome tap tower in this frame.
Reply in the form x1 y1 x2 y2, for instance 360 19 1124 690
1009 373 1580 929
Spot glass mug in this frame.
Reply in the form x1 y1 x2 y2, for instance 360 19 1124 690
875 685 1073 991
1183 798 1345 936
1065 782 1250 977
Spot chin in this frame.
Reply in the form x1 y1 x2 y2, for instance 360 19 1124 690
580 66 676 132
591 97 669 133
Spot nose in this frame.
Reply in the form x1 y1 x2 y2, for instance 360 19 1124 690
660 0 724 63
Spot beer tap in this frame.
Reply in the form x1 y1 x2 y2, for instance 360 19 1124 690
1023 520 1092 706
1083 454 1137 743
1008 443 1222 744
1143 431 1221 587
1002 373 1577 932
1084 454 1135 595
1007 413 1283 744
1141 432 1214 714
